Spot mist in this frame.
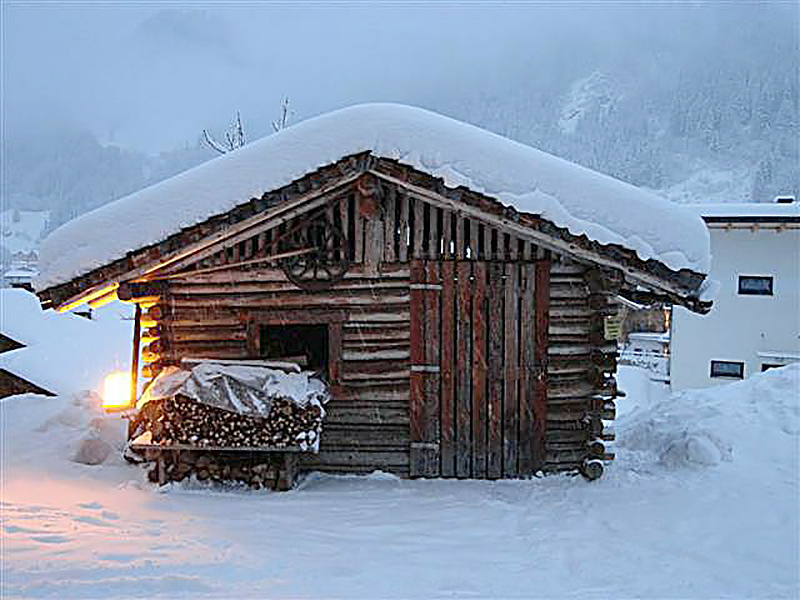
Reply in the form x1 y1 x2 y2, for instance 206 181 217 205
2 2 797 225
3 3 791 150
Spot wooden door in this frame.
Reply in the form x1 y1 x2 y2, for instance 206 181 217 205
409 259 550 478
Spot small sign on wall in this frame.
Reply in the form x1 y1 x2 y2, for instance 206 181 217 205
604 315 623 341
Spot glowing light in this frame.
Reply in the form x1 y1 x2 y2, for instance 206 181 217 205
102 371 133 411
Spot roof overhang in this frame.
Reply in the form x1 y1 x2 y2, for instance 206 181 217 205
37 153 711 314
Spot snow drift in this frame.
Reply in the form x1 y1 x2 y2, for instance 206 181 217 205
619 363 799 470
2 365 798 598
35 104 710 292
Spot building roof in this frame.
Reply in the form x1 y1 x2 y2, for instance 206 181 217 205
683 202 800 223
35 104 710 293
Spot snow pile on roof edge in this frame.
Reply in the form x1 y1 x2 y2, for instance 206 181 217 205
35 104 710 291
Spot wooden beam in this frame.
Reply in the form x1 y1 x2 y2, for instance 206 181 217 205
87 289 119 309
130 304 142 409
55 283 119 313
368 170 697 300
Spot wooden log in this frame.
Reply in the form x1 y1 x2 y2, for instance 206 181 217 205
580 459 604 481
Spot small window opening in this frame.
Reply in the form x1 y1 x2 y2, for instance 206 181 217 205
738 275 773 296
260 324 329 374
710 360 744 379
761 363 782 372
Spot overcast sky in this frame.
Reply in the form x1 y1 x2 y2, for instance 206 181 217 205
3 2 796 152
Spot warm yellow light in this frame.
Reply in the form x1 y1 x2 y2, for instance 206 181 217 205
102 371 133 411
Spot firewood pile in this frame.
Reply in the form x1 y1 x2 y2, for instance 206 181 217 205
138 394 323 450
126 361 329 489
142 447 298 490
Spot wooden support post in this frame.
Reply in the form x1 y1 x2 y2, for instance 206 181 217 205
130 304 142 406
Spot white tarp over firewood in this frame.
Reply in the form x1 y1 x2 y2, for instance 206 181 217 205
138 362 329 418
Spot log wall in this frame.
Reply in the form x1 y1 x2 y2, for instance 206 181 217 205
129 178 618 479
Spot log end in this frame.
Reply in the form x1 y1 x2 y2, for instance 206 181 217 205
580 459 604 481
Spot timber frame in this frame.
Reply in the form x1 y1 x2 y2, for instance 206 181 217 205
37 151 710 481
38 152 708 313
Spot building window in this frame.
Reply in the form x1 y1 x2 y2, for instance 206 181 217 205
259 324 329 372
761 363 783 372
738 275 773 296
710 360 744 379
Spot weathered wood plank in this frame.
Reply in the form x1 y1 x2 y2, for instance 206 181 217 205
398 191 409 262
440 260 456 477
533 259 551 472
409 260 425 477
351 193 363 264
363 213 383 275
471 261 488 478
412 199 424 259
455 214 465 260
503 262 520 478
486 262 504 479
455 260 472 477
422 260 441 476
442 209 453 259
329 322 342 384
518 262 537 475
383 186 396 263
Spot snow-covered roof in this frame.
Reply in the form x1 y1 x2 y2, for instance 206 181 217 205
684 202 800 220
35 104 711 291
3 267 38 279
0 289 131 395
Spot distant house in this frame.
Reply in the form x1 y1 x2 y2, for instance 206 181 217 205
34 104 711 481
0 327 55 398
671 201 800 390
2 265 39 290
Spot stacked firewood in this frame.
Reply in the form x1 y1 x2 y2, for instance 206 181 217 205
145 450 297 490
138 394 323 450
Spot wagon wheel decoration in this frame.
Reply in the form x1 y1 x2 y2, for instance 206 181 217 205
279 213 350 291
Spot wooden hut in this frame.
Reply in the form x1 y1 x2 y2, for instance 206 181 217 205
35 104 711 482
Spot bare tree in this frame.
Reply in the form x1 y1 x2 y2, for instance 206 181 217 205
202 111 246 155
202 98 294 155
272 97 294 132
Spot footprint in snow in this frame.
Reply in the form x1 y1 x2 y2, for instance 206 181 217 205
30 534 71 544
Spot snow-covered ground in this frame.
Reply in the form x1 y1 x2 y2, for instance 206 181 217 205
2 363 797 599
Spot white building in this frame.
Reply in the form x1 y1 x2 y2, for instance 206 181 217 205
671 201 800 390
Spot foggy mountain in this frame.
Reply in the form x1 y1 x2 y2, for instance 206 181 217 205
2 4 797 235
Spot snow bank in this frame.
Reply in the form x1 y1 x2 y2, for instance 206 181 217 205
619 364 799 469
2 365 798 598
1 391 128 470
35 104 710 291
0 289 131 395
